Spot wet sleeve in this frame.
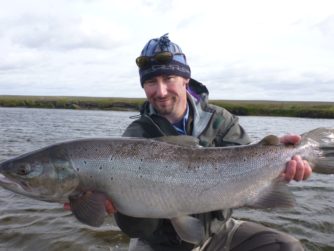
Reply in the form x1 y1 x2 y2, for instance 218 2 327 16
215 109 252 146
122 121 147 137
122 118 167 138
221 120 251 145
114 212 160 239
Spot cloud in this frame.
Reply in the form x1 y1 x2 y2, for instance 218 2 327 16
316 15 334 48
1 14 126 51
0 0 333 101
197 63 334 101
141 0 174 10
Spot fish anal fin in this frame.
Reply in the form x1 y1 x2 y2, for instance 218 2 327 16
247 179 295 209
69 191 108 227
170 216 205 245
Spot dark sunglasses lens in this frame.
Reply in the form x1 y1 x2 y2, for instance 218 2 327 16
154 52 173 63
136 57 150 68
136 52 174 68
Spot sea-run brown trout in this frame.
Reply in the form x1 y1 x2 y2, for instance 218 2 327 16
0 127 333 244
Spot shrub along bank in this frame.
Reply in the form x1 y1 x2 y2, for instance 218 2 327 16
0 95 333 118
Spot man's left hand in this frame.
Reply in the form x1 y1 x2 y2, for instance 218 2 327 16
280 134 312 182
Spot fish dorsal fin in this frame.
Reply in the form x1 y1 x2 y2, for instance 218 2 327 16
259 135 280 146
156 136 200 147
69 191 108 227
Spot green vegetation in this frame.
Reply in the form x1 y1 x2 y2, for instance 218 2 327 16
0 95 333 118
0 95 144 111
211 100 334 118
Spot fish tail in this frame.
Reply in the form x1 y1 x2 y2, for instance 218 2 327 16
302 127 334 174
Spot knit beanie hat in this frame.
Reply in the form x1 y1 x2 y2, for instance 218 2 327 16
136 34 191 86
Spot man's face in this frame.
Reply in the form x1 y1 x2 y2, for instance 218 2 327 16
143 75 188 122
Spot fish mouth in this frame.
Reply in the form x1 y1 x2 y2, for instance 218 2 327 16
0 173 13 185
0 173 31 194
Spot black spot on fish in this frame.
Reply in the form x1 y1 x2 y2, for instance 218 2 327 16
84 160 87 165
99 166 103 170
76 168 80 172
110 177 113 181
90 175 93 179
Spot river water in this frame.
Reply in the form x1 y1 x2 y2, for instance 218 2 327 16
0 107 333 251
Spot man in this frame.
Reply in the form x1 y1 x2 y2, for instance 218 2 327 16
66 34 311 250
113 34 311 251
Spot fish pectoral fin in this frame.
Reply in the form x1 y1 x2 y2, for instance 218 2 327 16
170 216 205 245
69 191 108 227
247 179 295 209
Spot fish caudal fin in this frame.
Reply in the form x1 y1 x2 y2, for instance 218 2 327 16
302 127 334 174
247 179 295 209
69 191 108 227
171 216 205 245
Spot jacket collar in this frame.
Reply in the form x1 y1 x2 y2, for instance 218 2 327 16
145 92 213 137
187 93 213 137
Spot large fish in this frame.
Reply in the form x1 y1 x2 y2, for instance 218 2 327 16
0 127 333 244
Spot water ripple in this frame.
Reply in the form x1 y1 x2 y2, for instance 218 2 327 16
1 108 334 250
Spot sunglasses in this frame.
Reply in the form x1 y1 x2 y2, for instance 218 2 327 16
136 51 186 69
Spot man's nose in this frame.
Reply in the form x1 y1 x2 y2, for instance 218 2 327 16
156 82 168 97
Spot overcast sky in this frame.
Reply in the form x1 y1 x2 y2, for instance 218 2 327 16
1 0 334 101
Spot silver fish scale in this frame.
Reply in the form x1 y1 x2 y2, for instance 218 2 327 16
58 137 318 218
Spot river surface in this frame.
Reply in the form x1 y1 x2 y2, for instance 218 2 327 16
0 107 333 251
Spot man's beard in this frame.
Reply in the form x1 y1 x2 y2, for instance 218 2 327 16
153 96 177 115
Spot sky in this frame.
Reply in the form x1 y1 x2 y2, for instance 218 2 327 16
1 0 334 101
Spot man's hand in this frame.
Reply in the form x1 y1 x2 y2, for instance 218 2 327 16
105 199 117 214
280 134 312 182
64 198 117 215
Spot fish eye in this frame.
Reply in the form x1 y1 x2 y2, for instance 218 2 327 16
17 164 30 176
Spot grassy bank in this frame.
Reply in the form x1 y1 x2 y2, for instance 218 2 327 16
0 95 333 118
0 95 144 111
211 100 334 119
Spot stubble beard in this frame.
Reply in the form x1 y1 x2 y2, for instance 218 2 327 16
153 96 177 116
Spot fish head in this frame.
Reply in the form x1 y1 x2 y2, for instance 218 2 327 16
0 145 79 203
